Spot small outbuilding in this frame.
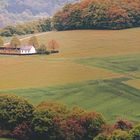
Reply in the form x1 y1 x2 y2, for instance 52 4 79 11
20 46 36 54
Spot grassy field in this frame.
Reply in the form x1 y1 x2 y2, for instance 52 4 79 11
0 28 140 122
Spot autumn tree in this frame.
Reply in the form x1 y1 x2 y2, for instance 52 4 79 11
0 36 4 47
52 0 140 30
37 101 69 119
28 36 39 49
80 112 105 140
114 119 133 131
10 36 21 48
48 39 59 52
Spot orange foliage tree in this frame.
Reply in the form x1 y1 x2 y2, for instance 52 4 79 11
48 39 59 51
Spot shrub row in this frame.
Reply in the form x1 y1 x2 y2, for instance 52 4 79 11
0 94 140 140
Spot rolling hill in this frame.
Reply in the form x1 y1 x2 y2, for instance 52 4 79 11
1 28 140 122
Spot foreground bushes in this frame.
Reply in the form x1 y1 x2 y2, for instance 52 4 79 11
0 95 34 130
110 130 130 140
129 125 140 140
0 95 140 140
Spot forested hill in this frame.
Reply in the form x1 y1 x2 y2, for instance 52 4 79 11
0 0 79 28
53 0 140 30
0 0 140 36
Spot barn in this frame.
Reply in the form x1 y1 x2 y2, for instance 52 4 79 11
20 46 36 54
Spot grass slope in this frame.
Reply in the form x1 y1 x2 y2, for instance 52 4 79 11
76 54 140 74
1 28 140 122
1 78 140 122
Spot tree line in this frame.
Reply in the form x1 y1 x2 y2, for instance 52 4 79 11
52 0 140 30
0 0 140 37
0 35 59 54
0 94 140 140
0 18 51 37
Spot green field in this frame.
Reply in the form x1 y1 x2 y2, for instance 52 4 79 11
1 28 140 122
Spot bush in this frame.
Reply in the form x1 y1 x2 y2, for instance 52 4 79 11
0 94 34 130
37 44 49 54
129 124 140 140
12 122 32 140
37 101 69 119
31 109 62 140
60 118 85 140
80 112 106 140
94 133 109 140
114 119 133 131
110 130 129 140
102 124 115 135
68 106 86 119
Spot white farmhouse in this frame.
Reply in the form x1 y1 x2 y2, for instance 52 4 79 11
20 46 36 54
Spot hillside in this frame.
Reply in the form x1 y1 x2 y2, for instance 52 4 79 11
0 0 79 28
1 0 140 37
1 28 140 122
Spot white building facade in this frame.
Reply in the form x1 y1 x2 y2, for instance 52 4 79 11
20 46 36 54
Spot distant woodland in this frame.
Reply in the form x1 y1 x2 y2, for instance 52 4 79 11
52 0 140 30
0 0 140 36
0 19 52 36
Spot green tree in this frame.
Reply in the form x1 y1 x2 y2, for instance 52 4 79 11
37 101 69 119
0 29 13 36
28 36 39 49
80 112 106 140
0 94 34 130
39 18 52 32
0 36 4 47
31 109 62 140
37 44 47 54
10 36 21 48
52 11 66 31
0 26 17 36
